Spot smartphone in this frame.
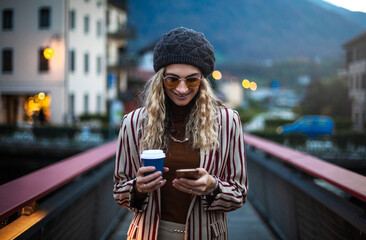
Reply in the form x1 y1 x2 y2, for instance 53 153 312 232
176 169 199 179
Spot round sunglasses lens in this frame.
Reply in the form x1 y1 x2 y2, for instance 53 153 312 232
164 76 201 88
164 77 179 87
186 78 200 87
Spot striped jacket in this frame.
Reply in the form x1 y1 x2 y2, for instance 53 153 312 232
113 107 248 240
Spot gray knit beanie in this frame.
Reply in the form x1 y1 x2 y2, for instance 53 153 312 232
153 27 215 78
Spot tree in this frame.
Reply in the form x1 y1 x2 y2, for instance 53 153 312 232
300 79 326 115
300 77 351 118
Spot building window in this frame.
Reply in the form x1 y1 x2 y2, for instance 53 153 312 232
2 9 13 30
347 76 351 90
70 93 75 120
346 50 352 65
39 7 51 29
69 50 75 72
106 10 110 26
353 48 358 61
69 10 76 30
97 95 101 113
362 74 366 89
84 94 89 114
84 53 89 73
2 48 13 73
84 15 89 34
97 20 102 37
39 48 49 72
97 56 101 74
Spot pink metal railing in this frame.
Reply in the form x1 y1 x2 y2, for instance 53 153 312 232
0 140 117 221
244 133 366 202
1 133 365 223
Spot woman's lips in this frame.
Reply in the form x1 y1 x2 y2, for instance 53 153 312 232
174 92 189 100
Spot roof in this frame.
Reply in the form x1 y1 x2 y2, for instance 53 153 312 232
108 0 127 11
342 30 366 49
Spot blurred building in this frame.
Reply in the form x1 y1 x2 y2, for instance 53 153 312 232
219 80 243 109
122 41 155 113
343 31 366 131
106 0 136 122
0 0 132 126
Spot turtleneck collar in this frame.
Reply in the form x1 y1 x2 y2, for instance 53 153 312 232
169 99 195 122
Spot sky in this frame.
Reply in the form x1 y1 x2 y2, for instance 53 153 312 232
323 0 366 13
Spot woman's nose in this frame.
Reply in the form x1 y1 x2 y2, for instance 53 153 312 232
175 80 189 93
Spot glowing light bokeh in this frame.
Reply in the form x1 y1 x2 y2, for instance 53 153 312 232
242 79 250 88
24 93 52 122
38 92 45 100
43 48 54 59
250 82 257 91
212 70 222 80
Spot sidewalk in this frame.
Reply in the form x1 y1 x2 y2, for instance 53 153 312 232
228 201 273 240
108 201 274 239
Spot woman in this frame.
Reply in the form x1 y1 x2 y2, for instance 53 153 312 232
113 27 247 240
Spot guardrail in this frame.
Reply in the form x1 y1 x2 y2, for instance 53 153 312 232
0 140 126 239
0 141 117 220
246 132 366 170
244 134 366 201
1 133 365 239
244 133 366 239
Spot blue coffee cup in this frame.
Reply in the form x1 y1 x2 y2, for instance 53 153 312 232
140 149 165 176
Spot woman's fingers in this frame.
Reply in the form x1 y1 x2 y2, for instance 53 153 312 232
144 175 162 188
139 177 166 193
135 166 168 193
142 171 162 182
172 178 205 194
137 166 156 175
172 168 215 195
151 179 167 191
172 180 198 194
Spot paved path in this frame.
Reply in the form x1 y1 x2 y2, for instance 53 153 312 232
228 201 273 240
109 201 274 239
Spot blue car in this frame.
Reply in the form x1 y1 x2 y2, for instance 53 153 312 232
277 115 334 137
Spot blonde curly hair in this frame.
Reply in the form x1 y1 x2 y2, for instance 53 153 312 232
140 68 225 153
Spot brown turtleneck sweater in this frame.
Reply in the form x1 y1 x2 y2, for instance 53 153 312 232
160 103 200 224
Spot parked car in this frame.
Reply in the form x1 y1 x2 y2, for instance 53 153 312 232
277 115 334 137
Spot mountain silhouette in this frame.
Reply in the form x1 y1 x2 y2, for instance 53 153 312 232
306 0 366 28
127 0 365 64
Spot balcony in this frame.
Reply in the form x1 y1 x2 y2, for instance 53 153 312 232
107 24 136 40
108 54 138 70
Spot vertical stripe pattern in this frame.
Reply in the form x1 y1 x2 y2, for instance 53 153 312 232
113 107 247 240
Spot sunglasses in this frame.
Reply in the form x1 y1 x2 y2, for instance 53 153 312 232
163 75 201 88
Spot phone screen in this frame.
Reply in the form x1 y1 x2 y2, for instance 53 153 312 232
176 169 199 179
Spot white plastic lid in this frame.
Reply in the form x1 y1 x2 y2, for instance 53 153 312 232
140 149 166 159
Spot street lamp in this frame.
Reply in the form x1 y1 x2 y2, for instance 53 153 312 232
43 48 54 59
43 34 60 60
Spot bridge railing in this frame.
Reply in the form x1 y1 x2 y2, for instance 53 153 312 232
244 133 366 239
1 133 365 239
0 140 127 240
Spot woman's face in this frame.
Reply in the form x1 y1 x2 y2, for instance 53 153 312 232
163 64 201 106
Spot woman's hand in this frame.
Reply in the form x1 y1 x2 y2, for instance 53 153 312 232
135 167 169 194
172 168 216 195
